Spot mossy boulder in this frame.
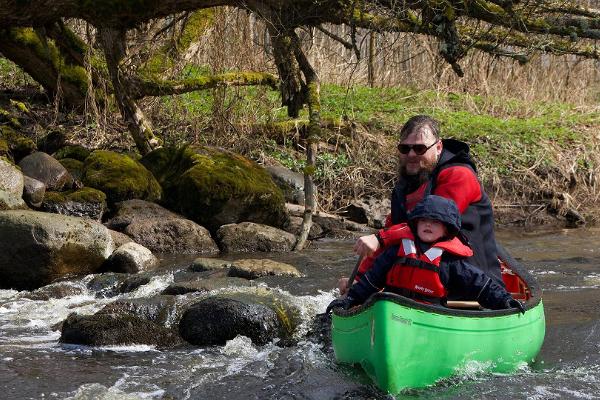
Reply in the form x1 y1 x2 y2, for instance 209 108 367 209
58 157 84 182
41 187 107 220
140 146 288 232
82 150 162 204
0 125 36 162
54 145 91 162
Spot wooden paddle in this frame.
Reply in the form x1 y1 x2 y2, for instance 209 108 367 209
345 255 363 292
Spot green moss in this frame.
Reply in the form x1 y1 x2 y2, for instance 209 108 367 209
178 9 215 51
44 187 106 204
141 145 287 231
58 158 84 180
0 125 36 160
9 100 29 114
54 145 91 161
82 150 162 204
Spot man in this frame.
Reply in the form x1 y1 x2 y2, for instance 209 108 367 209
340 115 502 293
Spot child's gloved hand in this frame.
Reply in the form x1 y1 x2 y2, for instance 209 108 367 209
326 296 357 314
506 298 525 314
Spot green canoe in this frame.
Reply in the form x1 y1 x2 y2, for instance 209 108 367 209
331 247 545 394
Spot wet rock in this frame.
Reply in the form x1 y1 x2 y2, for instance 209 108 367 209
118 274 153 294
0 210 114 290
266 165 304 205
103 242 158 273
342 197 390 228
18 151 72 191
179 297 284 346
60 312 182 348
124 218 218 255
41 187 107 220
229 259 302 279
22 175 45 208
98 295 178 327
87 273 128 297
189 257 232 272
140 146 288 232
82 150 162 204
161 277 251 295
216 222 296 253
22 281 86 301
286 203 375 237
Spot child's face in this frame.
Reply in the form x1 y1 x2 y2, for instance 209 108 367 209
416 218 447 243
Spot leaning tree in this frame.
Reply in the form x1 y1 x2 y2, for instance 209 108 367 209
1 0 599 249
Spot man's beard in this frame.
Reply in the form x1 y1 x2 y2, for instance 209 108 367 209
398 158 437 192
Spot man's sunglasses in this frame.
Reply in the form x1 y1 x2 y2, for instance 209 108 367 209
397 140 439 155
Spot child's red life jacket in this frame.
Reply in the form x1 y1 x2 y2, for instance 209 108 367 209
386 227 473 301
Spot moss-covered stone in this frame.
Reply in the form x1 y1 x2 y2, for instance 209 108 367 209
140 145 288 232
0 125 36 161
82 150 162 204
44 187 107 204
54 145 91 162
58 157 84 181
42 187 107 220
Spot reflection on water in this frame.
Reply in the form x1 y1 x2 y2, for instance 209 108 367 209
1 230 600 399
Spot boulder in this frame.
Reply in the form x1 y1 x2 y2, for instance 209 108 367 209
18 152 72 191
284 216 324 240
178 288 301 346
179 297 284 346
103 242 158 273
86 273 129 298
216 222 296 253
124 217 219 254
60 312 182 348
0 125 36 162
286 203 375 237
98 296 178 327
82 150 162 204
229 259 302 279
58 158 84 183
161 277 251 295
108 229 133 248
189 257 231 272
0 158 26 209
41 187 107 220
104 199 181 231
37 130 67 155
342 197 391 228
0 210 114 290
22 281 86 301
265 165 305 205
53 144 91 162
140 146 288 232
22 175 45 208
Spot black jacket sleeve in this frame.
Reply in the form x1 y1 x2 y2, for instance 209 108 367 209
443 259 513 310
348 245 399 304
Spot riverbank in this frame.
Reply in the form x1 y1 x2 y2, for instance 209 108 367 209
2 74 599 228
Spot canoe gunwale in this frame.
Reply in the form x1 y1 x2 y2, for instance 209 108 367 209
334 245 542 318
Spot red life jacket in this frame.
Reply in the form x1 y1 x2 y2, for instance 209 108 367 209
385 226 473 301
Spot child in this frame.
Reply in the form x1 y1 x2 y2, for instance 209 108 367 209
327 195 524 313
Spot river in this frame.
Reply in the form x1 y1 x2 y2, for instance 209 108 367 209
1 227 600 399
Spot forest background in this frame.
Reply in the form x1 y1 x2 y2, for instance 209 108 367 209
2 4 600 232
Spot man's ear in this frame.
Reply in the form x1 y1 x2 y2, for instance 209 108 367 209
435 140 443 157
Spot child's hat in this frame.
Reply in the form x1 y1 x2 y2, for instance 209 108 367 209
408 195 461 237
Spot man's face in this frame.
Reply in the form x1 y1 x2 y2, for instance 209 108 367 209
398 129 443 177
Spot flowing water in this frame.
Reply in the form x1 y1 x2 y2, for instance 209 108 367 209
2 228 600 399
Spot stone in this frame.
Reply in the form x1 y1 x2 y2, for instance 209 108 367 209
60 312 182 348
284 216 324 240
18 151 72 191
216 222 296 253
22 281 86 301
22 175 45 208
98 296 178 327
108 229 133 248
161 277 251 295
103 242 158 273
140 146 288 232
104 199 181 231
229 259 302 279
178 297 284 346
342 197 391 229
0 158 24 196
189 257 232 272
82 150 162 204
41 187 107 220
53 144 91 161
0 210 114 290
266 165 305 205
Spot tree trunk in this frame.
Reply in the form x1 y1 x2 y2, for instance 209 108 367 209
291 31 320 251
97 27 162 155
267 27 306 118
0 27 88 108
368 30 376 87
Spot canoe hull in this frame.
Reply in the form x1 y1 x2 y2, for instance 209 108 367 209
331 295 545 393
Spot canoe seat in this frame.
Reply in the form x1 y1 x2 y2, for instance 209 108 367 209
446 301 482 309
